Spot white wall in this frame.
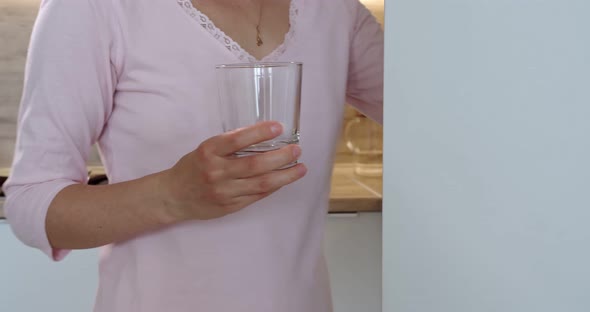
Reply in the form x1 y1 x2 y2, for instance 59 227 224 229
383 1 590 311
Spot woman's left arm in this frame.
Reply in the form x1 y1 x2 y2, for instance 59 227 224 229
346 2 384 124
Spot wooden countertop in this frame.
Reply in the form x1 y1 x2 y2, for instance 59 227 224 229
0 164 382 219
329 164 382 212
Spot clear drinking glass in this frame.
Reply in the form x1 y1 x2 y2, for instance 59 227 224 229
345 113 383 177
216 62 302 166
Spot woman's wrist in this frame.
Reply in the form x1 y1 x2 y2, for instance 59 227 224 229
151 169 192 225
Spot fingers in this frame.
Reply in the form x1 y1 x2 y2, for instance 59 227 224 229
206 121 283 156
225 144 302 178
227 163 307 197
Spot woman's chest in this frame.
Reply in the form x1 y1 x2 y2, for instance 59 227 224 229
108 0 354 153
190 0 292 61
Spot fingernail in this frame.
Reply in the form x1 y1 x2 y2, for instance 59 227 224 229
297 164 308 175
292 146 302 158
270 123 283 135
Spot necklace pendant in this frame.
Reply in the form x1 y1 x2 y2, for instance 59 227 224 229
256 25 263 46
256 34 264 47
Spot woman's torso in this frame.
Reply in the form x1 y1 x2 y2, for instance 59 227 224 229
94 0 359 311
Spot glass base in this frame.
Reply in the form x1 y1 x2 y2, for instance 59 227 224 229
233 138 299 170
234 147 299 170
234 150 298 170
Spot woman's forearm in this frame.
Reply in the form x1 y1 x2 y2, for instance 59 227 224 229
46 171 178 250
45 122 303 250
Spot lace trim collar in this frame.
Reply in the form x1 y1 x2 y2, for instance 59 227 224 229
176 0 299 62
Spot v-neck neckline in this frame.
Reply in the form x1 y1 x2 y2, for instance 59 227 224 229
176 0 299 62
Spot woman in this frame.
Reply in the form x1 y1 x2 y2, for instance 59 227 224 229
4 0 383 310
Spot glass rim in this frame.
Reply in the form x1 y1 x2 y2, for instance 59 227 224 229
215 61 302 69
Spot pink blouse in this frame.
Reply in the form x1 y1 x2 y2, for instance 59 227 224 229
3 0 383 311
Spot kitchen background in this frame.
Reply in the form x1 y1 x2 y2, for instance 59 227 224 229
0 0 384 311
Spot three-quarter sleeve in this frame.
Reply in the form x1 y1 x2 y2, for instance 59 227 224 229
346 1 384 124
2 0 118 260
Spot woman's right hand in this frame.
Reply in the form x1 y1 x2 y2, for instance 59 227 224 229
160 121 306 221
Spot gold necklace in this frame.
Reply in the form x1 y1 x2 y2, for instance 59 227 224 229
198 0 265 47
233 0 264 46
255 0 264 46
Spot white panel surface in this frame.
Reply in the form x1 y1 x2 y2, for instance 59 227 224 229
383 1 590 311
